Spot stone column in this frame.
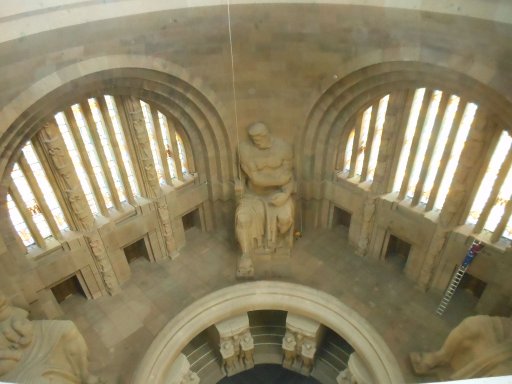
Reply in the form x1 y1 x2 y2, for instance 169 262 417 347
282 313 322 376
37 121 119 295
215 313 254 376
123 97 176 258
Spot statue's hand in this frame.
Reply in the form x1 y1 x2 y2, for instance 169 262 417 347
270 192 289 206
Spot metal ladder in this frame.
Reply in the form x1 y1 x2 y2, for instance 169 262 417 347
436 239 484 316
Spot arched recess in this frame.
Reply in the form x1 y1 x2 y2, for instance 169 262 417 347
297 61 512 185
132 281 404 384
0 67 234 203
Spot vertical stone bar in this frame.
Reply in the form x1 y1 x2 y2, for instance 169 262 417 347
371 90 408 195
37 121 119 295
385 89 415 193
18 153 61 238
425 98 467 212
348 113 362 178
8 182 45 248
166 115 185 182
96 96 135 205
64 109 109 216
150 106 173 185
360 101 378 182
80 101 122 211
398 89 433 200
31 138 75 231
411 93 449 206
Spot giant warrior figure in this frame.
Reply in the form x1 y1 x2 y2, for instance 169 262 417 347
0 292 99 383
411 315 512 380
235 122 295 276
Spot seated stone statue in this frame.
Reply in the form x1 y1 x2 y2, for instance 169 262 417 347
235 122 295 276
410 315 512 380
0 292 99 383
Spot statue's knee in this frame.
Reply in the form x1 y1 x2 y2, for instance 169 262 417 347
236 212 252 228
277 213 292 232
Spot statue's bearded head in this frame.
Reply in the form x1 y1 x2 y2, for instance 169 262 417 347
248 122 272 149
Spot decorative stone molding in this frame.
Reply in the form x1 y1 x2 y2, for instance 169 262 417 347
87 233 119 296
215 313 254 376
282 313 321 375
133 282 404 384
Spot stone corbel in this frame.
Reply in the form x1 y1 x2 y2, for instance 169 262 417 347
282 313 322 376
215 313 254 376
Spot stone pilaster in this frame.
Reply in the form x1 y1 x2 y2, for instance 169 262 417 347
125 98 176 258
37 121 119 295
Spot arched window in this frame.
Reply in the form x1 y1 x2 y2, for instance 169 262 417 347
338 87 478 213
340 94 389 182
8 95 193 251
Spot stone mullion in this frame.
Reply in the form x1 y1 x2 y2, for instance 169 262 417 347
398 89 433 200
115 95 147 197
64 109 109 216
80 102 122 211
348 113 362 178
166 115 185 182
8 181 45 248
178 123 195 174
31 137 75 231
383 89 415 193
96 97 135 205
360 101 378 183
411 93 449 207
474 143 512 233
335 116 356 173
150 106 173 185
425 98 468 212
17 153 61 238
36 121 95 232
122 96 161 199
491 192 512 243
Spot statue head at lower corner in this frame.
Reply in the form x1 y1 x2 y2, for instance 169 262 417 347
247 122 272 150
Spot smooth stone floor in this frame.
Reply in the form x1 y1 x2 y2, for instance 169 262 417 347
59 226 476 383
